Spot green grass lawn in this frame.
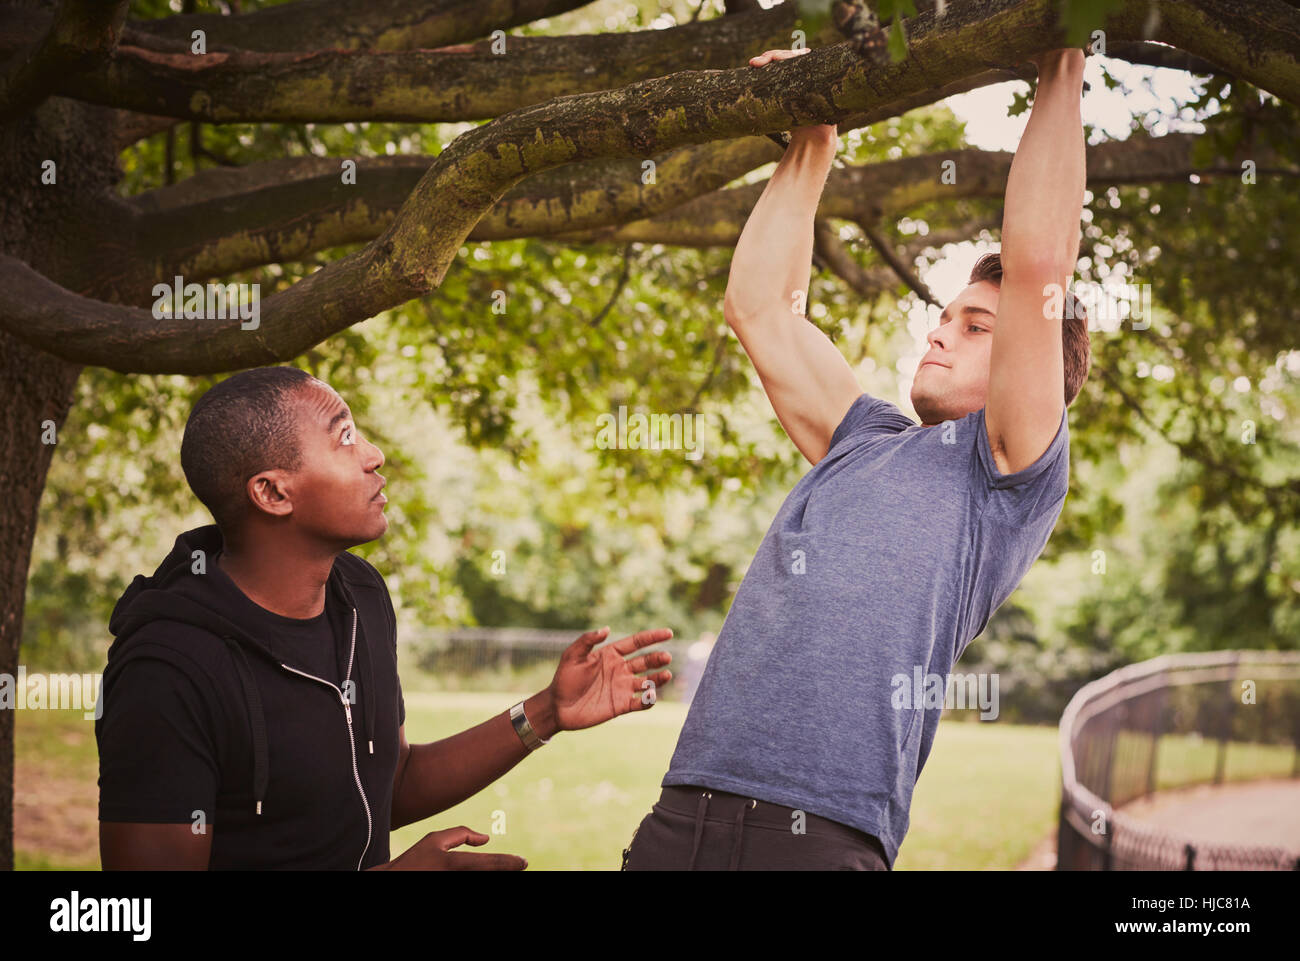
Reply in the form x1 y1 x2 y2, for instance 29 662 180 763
16 694 1295 870
390 692 686 870
391 694 1071 870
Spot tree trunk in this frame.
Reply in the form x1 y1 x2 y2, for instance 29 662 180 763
0 87 118 869
0 335 81 871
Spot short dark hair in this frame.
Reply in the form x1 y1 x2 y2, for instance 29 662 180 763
180 366 315 541
968 252 1092 406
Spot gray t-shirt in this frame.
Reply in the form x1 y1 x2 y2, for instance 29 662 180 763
663 393 1070 866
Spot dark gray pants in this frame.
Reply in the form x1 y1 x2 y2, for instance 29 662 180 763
622 785 891 871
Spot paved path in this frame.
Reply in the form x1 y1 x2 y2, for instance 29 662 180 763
1118 778 1300 849
1016 778 1300 870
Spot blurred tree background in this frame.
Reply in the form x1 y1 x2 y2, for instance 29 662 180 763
20 0 1300 728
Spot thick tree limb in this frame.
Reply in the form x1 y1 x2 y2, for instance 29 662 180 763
92 15 1273 151
123 138 779 284
111 107 181 151
1125 0 1298 102
130 105 1211 285
126 0 597 53
4 0 1297 375
60 7 795 123
0 0 128 121
471 140 777 243
118 59 1051 284
556 131 1295 246
60 0 1300 124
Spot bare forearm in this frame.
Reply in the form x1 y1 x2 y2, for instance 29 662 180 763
1002 50 1086 275
390 689 556 830
724 130 837 324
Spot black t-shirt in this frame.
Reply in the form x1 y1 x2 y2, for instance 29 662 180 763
98 529 405 870
209 552 342 686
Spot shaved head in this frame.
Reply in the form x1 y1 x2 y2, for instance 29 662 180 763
180 366 315 543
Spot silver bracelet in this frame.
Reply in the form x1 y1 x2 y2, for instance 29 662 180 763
509 701 550 752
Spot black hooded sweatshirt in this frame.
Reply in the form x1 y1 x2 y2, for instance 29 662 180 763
96 525 405 870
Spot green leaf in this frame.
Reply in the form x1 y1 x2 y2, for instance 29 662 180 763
1060 0 1127 48
1008 87 1033 118
887 19 908 62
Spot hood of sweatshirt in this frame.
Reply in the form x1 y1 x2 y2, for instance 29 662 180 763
106 524 380 816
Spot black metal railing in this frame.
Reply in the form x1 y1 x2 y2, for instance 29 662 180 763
1057 650 1300 870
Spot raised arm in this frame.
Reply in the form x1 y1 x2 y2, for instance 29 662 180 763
984 49 1087 473
723 49 864 466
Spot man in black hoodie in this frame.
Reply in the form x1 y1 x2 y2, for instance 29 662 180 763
96 366 673 870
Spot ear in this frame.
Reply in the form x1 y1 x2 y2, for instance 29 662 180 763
245 469 295 519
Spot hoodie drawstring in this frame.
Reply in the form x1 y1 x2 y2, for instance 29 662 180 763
360 614 375 754
687 791 710 871
729 799 755 870
222 636 269 815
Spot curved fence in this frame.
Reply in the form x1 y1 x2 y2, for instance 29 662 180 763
1058 650 1300 870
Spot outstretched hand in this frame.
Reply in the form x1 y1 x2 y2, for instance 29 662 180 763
549 627 674 732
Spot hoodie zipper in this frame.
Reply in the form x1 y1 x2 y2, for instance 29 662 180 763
280 608 373 871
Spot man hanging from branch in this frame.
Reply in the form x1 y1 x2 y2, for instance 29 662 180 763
624 44 1092 870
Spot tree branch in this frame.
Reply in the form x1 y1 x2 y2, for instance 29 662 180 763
587 245 635 328
118 54 1048 283
854 219 942 307
556 130 1291 247
111 108 181 151
1128 0 1299 102
5 0 1294 375
59 7 795 123
812 219 897 301
812 216 998 305
122 138 777 285
0 0 129 121
125 0 597 53
688 333 729 412
1092 360 1300 512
